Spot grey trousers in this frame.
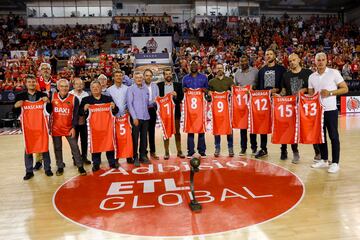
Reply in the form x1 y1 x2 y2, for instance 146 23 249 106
25 151 51 173
52 136 83 168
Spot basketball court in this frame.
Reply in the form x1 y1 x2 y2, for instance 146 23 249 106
1 114 359 239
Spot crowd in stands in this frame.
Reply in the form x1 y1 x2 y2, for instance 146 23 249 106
0 13 107 59
0 13 359 94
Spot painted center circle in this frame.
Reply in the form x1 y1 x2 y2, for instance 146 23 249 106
53 157 304 237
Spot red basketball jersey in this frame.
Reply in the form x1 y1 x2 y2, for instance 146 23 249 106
272 95 298 144
211 91 231 135
36 76 51 95
114 114 133 159
299 92 325 144
51 92 75 136
231 85 250 129
20 100 49 154
87 103 115 153
156 93 176 139
183 89 207 133
249 90 272 134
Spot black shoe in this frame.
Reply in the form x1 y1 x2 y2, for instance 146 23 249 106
280 151 288 160
45 170 53 177
239 148 246 156
78 167 87 176
109 163 119 169
34 162 42 171
140 156 151 164
251 148 257 155
255 150 268 159
23 172 34 180
177 152 185 158
134 157 140 167
126 158 134 164
92 165 100 172
56 168 64 176
83 158 92 165
199 152 206 158
164 153 170 160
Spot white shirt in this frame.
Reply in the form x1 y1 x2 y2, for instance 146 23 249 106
308 67 344 111
69 90 89 103
147 84 152 102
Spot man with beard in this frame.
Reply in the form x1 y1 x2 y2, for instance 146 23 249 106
208 63 234 157
280 53 319 163
255 49 286 159
234 55 258 156
182 60 208 158
157 68 185 159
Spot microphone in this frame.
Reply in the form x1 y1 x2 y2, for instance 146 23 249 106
189 157 202 212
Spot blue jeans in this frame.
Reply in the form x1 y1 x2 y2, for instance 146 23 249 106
214 134 233 150
187 133 206 155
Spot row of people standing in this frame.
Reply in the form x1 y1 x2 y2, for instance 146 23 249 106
16 48 348 180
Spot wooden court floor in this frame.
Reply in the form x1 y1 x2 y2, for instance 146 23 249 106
0 114 360 240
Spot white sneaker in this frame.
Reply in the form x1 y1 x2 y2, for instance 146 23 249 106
311 160 329 168
328 163 340 173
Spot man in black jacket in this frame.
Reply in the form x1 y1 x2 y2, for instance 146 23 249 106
14 75 53 180
79 80 119 171
157 68 185 159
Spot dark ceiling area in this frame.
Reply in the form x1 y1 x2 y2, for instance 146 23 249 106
0 0 359 12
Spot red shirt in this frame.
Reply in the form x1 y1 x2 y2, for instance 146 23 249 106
21 100 49 154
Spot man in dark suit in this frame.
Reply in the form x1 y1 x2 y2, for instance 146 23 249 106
157 68 185 159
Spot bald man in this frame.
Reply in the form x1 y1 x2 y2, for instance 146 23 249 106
308 52 348 173
280 53 318 163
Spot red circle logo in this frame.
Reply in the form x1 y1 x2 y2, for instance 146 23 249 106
53 157 304 237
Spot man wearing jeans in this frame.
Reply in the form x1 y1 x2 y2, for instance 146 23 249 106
182 60 208 158
208 63 234 157
234 55 258 156
308 52 348 173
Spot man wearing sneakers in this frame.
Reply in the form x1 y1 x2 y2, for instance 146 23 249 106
182 60 208 158
49 79 86 176
308 52 348 173
255 49 286 158
208 63 235 157
280 53 311 163
234 55 258 156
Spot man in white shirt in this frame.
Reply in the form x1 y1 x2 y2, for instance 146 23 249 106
69 78 91 165
308 52 348 173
